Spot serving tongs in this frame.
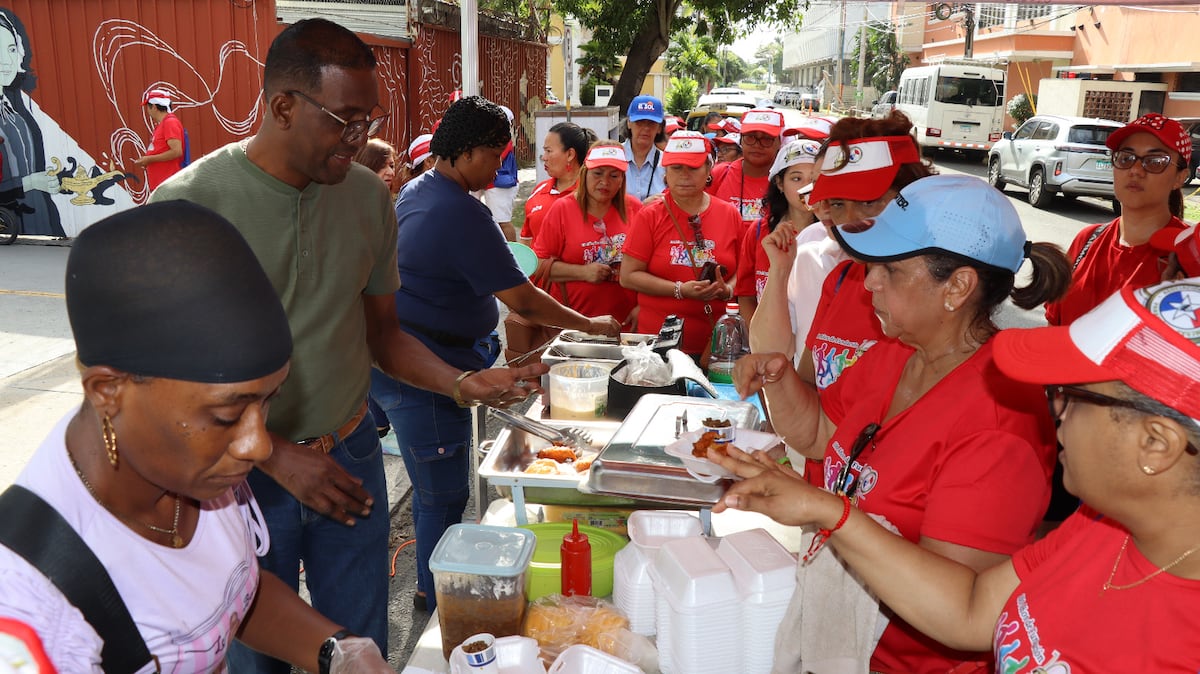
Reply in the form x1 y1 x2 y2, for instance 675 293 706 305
488 407 594 448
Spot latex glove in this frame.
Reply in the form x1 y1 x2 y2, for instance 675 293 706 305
21 173 59 194
329 637 394 673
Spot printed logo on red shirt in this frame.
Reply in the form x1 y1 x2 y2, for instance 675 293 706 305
994 598 1073 674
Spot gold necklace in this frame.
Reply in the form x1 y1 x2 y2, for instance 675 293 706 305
67 449 184 548
1102 534 1200 593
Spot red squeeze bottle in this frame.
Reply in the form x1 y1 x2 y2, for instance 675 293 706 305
560 518 592 597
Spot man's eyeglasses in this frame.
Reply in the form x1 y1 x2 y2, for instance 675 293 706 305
740 133 776 147
1044 385 1199 455
287 90 388 144
833 422 881 497
1111 149 1182 174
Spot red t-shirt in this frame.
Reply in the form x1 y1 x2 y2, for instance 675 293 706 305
532 195 642 321
735 216 771 301
145 113 184 191
521 178 576 243
706 158 769 229
1043 217 1183 326
623 192 743 355
998 506 1200 672
806 260 890 412
822 339 1057 674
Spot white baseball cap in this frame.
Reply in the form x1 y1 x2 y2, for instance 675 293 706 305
769 139 823 180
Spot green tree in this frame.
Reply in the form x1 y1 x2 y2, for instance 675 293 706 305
553 0 803 115
850 22 910 94
578 39 622 83
665 76 699 116
755 36 785 85
1007 93 1038 126
666 31 719 90
718 50 749 85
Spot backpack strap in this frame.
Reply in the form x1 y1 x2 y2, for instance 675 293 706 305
1072 223 1107 271
0 486 155 674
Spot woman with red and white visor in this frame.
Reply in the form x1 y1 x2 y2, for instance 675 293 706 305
533 141 642 329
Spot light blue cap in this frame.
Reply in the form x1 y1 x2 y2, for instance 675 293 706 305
627 95 664 123
832 175 1028 273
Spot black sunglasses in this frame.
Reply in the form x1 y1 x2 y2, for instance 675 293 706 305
1045 385 1199 455
833 422 881 497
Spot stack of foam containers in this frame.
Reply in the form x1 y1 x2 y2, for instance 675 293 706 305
651 536 742 674
612 511 703 637
716 529 798 674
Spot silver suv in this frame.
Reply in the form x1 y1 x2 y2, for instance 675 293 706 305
987 114 1123 210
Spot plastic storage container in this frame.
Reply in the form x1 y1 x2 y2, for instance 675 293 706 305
548 361 614 420
430 524 537 660
707 302 748 384
519 522 627 600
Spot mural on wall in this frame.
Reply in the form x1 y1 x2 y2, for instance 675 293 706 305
370 45 410 156
0 8 135 239
414 27 463 134
93 17 266 205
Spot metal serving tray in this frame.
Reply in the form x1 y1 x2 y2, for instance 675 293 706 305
541 331 656 370
580 394 760 506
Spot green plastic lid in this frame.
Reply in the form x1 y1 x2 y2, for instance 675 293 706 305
429 523 536 577
520 522 627 569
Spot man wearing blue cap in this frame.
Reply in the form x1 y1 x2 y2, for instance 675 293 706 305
624 95 667 201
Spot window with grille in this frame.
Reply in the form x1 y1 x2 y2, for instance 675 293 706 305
1017 4 1053 22
975 3 1005 30
1082 90 1132 123
276 0 409 40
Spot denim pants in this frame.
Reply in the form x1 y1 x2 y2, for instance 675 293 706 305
371 369 472 612
226 413 390 672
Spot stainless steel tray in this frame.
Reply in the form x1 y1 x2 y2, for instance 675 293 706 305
541 331 656 369
581 394 760 506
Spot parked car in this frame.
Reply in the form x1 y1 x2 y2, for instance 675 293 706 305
697 88 759 110
871 91 897 118
987 114 1123 210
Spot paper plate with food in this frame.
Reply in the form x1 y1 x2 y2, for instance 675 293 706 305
663 428 784 482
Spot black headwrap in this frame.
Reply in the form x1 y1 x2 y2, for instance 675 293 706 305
66 201 292 383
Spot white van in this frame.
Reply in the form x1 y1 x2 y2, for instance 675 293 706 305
894 63 1006 156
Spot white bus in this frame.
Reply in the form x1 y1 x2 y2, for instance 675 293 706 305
894 63 1006 155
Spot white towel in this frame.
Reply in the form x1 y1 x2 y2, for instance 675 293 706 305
771 520 894 674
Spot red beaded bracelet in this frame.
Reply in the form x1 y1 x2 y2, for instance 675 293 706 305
802 493 852 564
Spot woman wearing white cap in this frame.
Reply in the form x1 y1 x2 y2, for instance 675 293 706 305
723 175 1071 673
734 138 822 321
621 131 743 360
712 275 1200 671
395 133 434 195
533 141 642 328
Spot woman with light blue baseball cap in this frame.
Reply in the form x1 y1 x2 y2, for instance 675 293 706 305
624 95 667 200
719 174 1073 672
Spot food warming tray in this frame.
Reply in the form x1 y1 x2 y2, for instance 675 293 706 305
580 394 760 506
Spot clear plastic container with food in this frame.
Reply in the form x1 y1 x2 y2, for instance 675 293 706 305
430 524 537 660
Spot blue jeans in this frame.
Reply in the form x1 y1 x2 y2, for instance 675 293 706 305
226 413 390 673
372 371 471 612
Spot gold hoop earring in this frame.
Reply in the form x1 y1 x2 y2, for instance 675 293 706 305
102 414 119 468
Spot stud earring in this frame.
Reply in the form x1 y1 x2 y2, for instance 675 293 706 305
102 414 119 468
1142 465 1156 475
944 302 955 312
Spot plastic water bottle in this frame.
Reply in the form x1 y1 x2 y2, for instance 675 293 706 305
708 302 749 384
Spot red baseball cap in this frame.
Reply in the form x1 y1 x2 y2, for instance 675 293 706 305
665 116 684 135
584 145 628 172
739 109 785 137
707 118 741 134
712 133 741 147
141 88 172 110
1106 113 1192 166
662 131 710 168
809 135 921 203
407 133 433 168
782 117 833 141
994 279 1200 422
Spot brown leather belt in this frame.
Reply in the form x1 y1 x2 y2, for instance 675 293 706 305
299 400 369 453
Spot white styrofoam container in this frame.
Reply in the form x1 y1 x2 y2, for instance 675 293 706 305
715 528 797 599
547 644 642 674
612 544 656 635
653 537 740 609
627 511 703 554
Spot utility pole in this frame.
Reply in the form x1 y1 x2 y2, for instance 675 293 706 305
963 4 975 58
856 6 868 108
835 0 846 107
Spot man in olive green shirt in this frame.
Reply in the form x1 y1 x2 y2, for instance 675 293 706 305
152 19 543 671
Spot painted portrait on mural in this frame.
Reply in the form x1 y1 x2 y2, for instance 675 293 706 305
0 8 134 239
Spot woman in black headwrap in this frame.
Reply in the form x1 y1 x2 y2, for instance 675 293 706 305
0 202 390 672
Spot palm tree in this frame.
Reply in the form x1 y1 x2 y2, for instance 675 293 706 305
666 31 720 91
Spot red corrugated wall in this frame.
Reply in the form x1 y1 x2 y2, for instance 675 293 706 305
4 0 543 234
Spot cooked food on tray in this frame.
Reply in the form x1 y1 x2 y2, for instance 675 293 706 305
536 446 581 463
524 458 562 475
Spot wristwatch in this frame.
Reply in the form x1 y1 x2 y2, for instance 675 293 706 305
317 629 355 674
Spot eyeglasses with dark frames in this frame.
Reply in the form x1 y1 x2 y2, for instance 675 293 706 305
1045 385 1199 455
834 422 881 497
740 132 776 147
287 89 388 144
1110 149 1182 174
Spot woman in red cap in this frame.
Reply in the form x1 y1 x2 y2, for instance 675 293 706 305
1045 113 1192 327
533 140 642 329
712 276 1200 672
621 131 743 361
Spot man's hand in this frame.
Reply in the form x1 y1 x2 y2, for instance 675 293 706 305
459 363 549 408
259 437 374 526
585 315 622 337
